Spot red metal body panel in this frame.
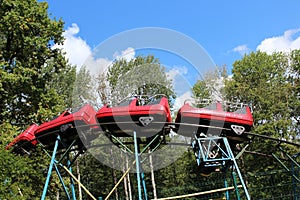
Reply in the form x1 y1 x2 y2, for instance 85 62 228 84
34 104 98 147
7 104 98 151
175 102 253 140
35 104 98 135
6 124 38 150
96 97 172 136
96 98 171 121
177 103 253 126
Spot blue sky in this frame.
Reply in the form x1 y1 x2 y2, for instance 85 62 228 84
47 0 300 106
47 0 300 66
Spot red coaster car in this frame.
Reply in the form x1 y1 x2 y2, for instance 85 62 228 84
5 124 38 152
7 104 98 152
96 95 172 137
175 100 253 142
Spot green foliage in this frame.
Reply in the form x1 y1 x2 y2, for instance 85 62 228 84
189 51 300 199
288 50 300 126
192 66 227 105
0 0 69 125
224 50 300 198
46 62 76 109
192 80 210 101
0 0 76 199
78 153 115 199
225 51 296 138
72 66 97 109
0 123 44 199
107 55 176 104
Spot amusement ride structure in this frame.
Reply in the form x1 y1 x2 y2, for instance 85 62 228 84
6 95 300 200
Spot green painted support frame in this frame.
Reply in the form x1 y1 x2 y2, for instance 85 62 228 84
192 136 250 200
272 148 300 199
105 131 165 200
40 134 96 200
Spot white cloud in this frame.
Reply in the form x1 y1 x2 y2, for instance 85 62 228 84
257 28 300 54
52 24 139 106
52 23 92 69
173 91 192 111
52 24 137 74
232 44 250 55
113 47 135 62
166 66 188 81
85 47 136 75
165 66 193 112
84 56 112 75
166 66 191 100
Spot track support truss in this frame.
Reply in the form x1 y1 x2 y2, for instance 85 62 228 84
192 136 251 200
40 135 97 200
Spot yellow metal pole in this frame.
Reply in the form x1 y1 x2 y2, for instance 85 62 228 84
105 160 136 200
62 165 97 200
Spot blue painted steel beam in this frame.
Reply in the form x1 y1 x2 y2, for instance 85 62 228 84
54 163 71 200
41 135 60 200
68 155 77 200
223 137 250 200
231 172 241 200
193 136 250 200
223 173 230 200
141 172 148 200
134 131 143 200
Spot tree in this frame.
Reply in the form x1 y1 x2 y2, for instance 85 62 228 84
287 50 300 137
0 0 67 125
225 51 294 138
0 0 75 199
224 50 300 198
106 55 176 104
190 51 300 198
72 66 98 109
192 65 227 107
47 62 76 109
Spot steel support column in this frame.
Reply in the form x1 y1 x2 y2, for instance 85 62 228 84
134 131 143 200
41 135 60 200
68 155 77 200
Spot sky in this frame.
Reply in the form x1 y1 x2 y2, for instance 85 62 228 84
46 0 300 107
